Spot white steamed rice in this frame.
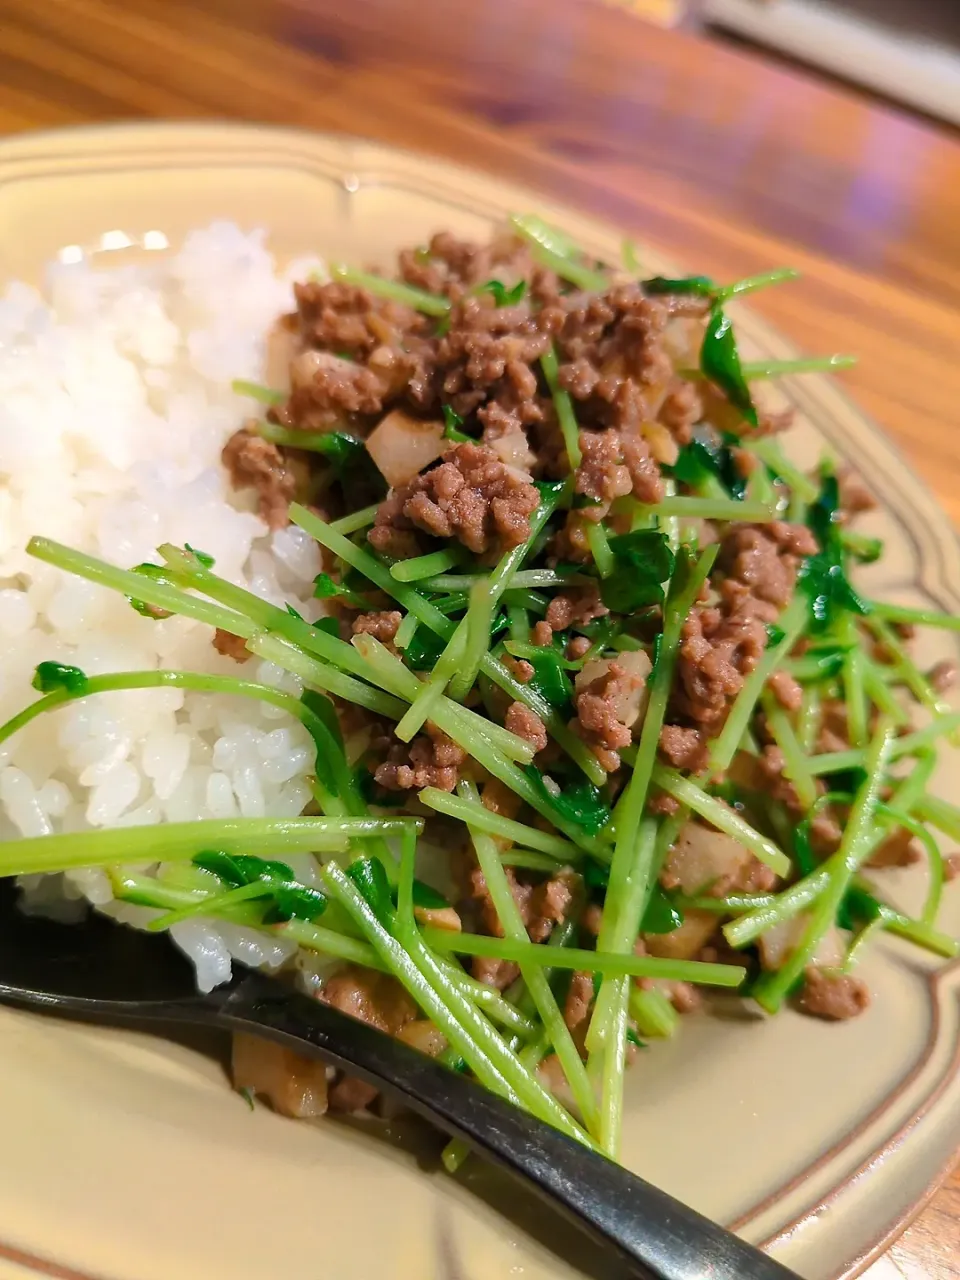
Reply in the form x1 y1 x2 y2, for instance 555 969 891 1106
0 222 331 990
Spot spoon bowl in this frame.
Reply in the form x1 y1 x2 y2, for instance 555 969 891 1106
0 877 798 1280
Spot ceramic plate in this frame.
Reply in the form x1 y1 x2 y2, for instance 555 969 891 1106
0 123 957 1280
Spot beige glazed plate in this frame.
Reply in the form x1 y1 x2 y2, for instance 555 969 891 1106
0 122 958 1280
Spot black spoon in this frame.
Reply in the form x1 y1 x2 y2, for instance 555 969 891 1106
0 879 798 1280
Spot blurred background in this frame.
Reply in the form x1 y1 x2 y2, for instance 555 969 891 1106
621 0 960 126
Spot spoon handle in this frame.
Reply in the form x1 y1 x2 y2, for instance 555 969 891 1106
199 971 799 1280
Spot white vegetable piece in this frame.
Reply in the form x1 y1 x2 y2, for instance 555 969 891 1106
365 409 449 488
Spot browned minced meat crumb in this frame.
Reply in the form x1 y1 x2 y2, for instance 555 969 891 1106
817 700 850 753
574 426 664 517
719 520 818 610
766 669 804 712
658 380 703 444
554 286 673 404
810 807 843 856
221 426 296 529
731 447 759 478
945 854 960 882
928 659 958 693
658 724 709 773
294 279 430 361
368 442 539 558
566 636 592 660
545 584 609 633
505 701 548 754
756 743 804 815
503 655 534 684
318 965 418 1111
279 353 388 432
672 586 770 731
213 628 250 663
867 826 922 868
837 466 876 518
668 982 702 1014
374 723 466 793
648 789 680 816
798 967 870 1021
533 620 554 646
351 610 402 645
563 971 595 1033
573 661 644 772
467 866 574 989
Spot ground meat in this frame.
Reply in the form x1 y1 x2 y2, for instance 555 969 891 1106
658 379 703 444
279 351 388 431
817 700 850 753
556 285 672 392
766 669 804 712
574 428 633 514
667 981 702 1014
351 610 402 646
563 971 595 1033
374 723 466 792
503 655 534 683
798 967 870 1021
545 584 609 633
928 659 958 693
368 442 539 558
573 657 648 770
837 467 876 518
318 964 419 1111
648 789 680 816
867 826 921 868
566 636 592 660
466 865 575 988
505 702 548 754
293 279 429 362
658 724 708 772
945 855 960 882
222 426 296 529
673 591 768 729
719 520 817 609
532 620 553 646
213 628 250 663
755 743 804 814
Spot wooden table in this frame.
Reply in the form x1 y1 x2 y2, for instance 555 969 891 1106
1 1 958 1274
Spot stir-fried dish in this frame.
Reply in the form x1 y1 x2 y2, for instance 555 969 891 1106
6 215 960 1163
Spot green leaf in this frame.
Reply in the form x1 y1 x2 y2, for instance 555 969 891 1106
263 883 328 924
766 624 786 647
32 662 88 695
479 279 526 307
400 879 449 911
313 616 341 638
192 851 327 922
346 856 394 926
193 852 294 888
125 562 175 619
404 626 447 671
600 529 675 614
184 543 215 568
641 886 684 935
286 603 304 620
312 573 368 608
523 767 611 837
643 275 715 297
671 429 747 501
798 474 870 630
700 304 758 428
442 404 473 443
510 645 573 709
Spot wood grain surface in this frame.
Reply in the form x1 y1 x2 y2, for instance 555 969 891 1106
0 1 958 1274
